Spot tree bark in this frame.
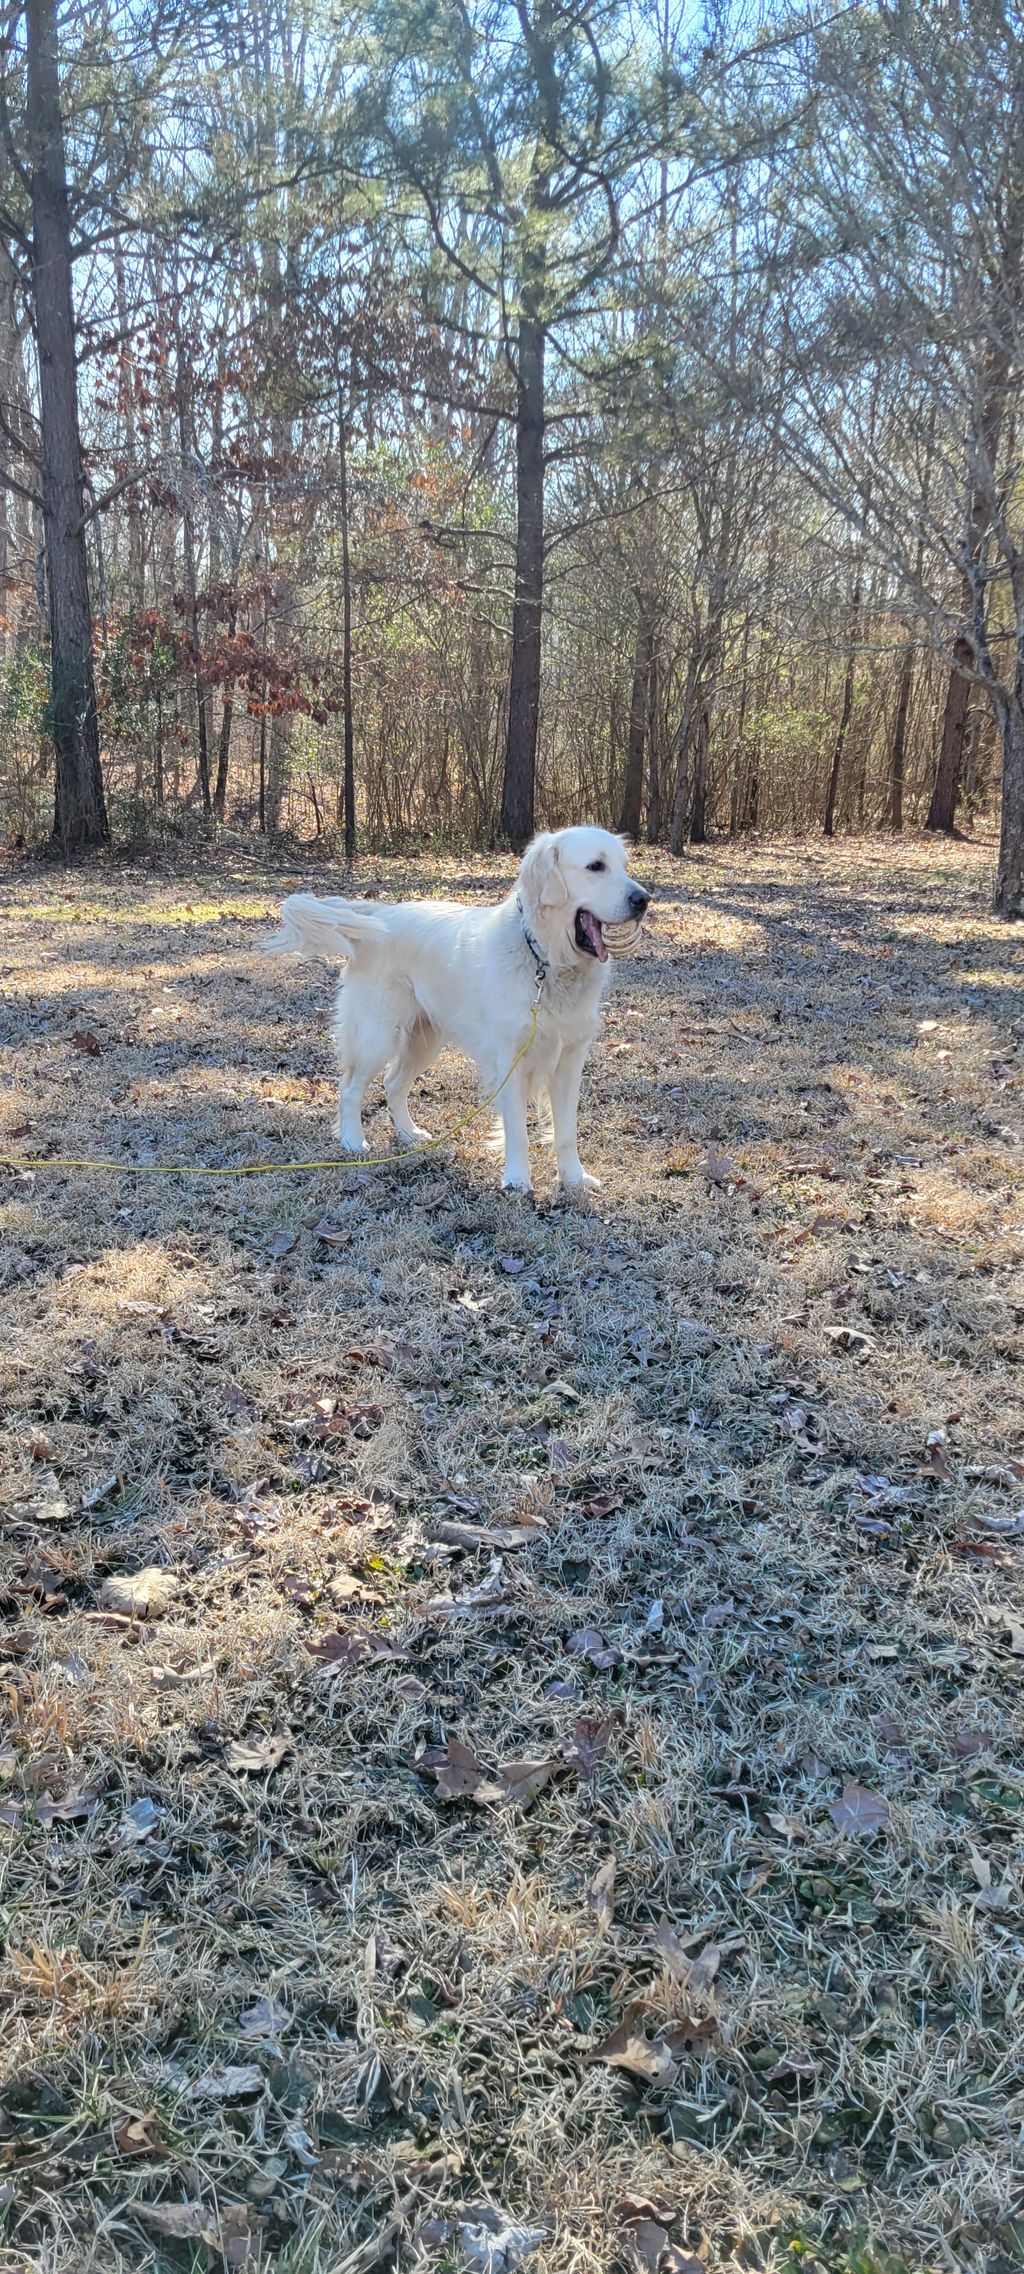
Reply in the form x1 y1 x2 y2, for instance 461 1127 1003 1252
337 399 355 859
26 0 108 852
689 704 710 844
823 643 856 838
171 312 211 817
668 642 701 855
212 601 236 821
500 314 544 847
617 600 652 838
926 631 971 831
994 685 1024 918
646 641 662 843
888 639 914 831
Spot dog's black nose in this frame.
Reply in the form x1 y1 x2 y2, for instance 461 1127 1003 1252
628 886 650 916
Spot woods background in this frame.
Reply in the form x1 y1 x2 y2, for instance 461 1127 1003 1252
2 0 1024 908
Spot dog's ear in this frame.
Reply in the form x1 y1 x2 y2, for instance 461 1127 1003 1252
520 832 569 911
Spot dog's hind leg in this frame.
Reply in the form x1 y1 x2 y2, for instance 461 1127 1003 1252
385 1016 441 1145
333 981 393 1155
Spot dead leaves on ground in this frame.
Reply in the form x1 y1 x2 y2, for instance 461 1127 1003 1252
99 1566 179 1619
589 1998 718 2086
420 1722 619 1810
587 1855 616 1935
305 1627 407 1670
619 2197 704 2274
140 2199 266 2266
651 1919 722 1998
828 1782 891 1837
224 1731 292 1775
420 1739 555 1810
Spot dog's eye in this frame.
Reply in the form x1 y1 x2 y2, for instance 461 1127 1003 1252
586 859 606 872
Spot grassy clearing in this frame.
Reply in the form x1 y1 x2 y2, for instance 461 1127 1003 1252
1 833 1022 2274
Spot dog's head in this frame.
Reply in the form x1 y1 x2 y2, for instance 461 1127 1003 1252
517 826 650 968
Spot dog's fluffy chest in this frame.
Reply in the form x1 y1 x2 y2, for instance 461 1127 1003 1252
536 962 608 1045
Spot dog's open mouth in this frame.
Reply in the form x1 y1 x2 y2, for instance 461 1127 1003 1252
574 907 609 962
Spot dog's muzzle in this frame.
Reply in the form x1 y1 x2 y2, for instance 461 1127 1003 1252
575 886 649 962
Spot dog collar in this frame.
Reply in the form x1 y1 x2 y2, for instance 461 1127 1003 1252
515 893 549 990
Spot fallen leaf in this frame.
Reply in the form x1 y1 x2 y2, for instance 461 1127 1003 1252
589 2000 716 2085
432 1520 538 1551
140 2202 219 2244
703 1145 737 1187
568 1714 617 1781
874 1714 907 1748
268 1229 297 1258
100 1567 178 1620
567 1625 622 1670
829 1782 890 1837
120 1796 162 1841
305 1628 406 1669
456 2208 546 2272
427 1739 504 1806
995 1611 1024 1655
225 1732 292 1774
764 2051 818 2084
618 2196 679 2229
34 1788 98 1826
238 1995 290 2039
113 2110 167 2157
150 1658 214 1690
71 1028 103 1056
765 1810 807 1841
950 1726 994 1758
192 2063 264 2101
652 1918 692 1982
587 1855 616 1934
498 1758 555 1808
623 2218 670 2273
651 1919 720 1996
498 1255 525 1274
328 1573 383 1605
579 1491 623 1520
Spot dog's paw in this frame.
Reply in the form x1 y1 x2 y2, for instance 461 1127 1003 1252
338 1136 369 1156
501 1175 535 1196
396 1124 431 1147
559 1168 601 1192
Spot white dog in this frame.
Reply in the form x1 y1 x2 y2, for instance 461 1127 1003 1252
262 826 649 1194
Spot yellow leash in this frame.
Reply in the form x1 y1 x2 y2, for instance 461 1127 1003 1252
0 999 541 1180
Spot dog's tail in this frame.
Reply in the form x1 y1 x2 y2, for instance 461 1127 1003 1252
261 892 389 963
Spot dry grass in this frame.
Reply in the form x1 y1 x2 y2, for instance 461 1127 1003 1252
1 833 1023 2274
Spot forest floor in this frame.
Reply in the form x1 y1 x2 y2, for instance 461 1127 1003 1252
1 833 1023 2274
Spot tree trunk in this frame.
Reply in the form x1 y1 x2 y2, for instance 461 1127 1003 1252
823 644 856 837
888 640 913 831
500 315 544 847
212 602 236 821
646 642 662 843
927 632 971 831
994 685 1024 918
690 704 710 844
337 399 355 860
668 643 701 855
26 0 108 852
617 600 652 838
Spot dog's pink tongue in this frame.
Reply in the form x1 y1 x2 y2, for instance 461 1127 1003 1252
582 910 608 961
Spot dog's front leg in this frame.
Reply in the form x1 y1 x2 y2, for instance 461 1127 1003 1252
549 1043 600 1190
499 1072 533 1193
